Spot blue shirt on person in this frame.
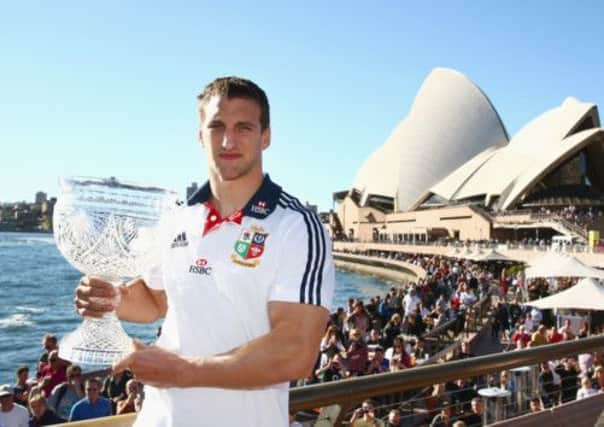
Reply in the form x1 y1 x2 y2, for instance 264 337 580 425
69 396 112 421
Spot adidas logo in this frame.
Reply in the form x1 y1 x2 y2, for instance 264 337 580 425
171 232 188 248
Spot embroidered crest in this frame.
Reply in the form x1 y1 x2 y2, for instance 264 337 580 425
231 226 268 267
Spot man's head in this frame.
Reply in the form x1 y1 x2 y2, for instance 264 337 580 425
471 397 483 414
529 397 542 412
198 77 270 131
42 334 57 352
16 366 28 383
360 399 376 418
0 384 14 411
85 378 102 403
388 408 401 425
66 365 82 384
197 77 271 184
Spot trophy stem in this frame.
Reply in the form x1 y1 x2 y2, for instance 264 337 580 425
59 310 134 367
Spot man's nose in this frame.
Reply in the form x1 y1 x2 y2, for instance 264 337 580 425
221 130 236 150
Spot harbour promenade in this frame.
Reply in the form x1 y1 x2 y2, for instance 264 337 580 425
333 240 604 268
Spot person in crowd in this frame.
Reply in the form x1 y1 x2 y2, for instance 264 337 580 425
346 301 371 336
12 367 30 407
320 324 346 358
576 376 597 400
452 421 467 427
529 397 543 413
38 351 66 398
366 328 384 350
47 365 84 420
385 408 402 427
555 358 579 403
69 378 112 422
457 341 474 359
349 399 385 427
387 337 413 371
538 362 560 407
0 384 29 427
315 354 348 383
382 314 402 349
429 401 452 427
366 346 389 375
403 287 421 316
101 370 133 412
558 319 575 339
115 379 142 415
345 328 369 376
547 325 563 344
461 397 483 427
593 366 604 392
36 335 58 379
531 324 548 346
28 393 64 426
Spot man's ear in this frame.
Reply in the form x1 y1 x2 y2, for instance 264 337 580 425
261 128 271 151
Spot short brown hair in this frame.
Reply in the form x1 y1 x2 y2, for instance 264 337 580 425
16 366 28 376
197 77 270 130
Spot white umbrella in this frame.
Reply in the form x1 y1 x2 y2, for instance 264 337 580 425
529 278 604 311
525 251 604 279
473 249 511 262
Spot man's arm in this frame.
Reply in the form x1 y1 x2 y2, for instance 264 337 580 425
75 277 167 323
113 301 329 388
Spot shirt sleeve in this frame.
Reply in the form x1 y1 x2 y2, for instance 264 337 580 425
269 213 334 311
140 209 179 290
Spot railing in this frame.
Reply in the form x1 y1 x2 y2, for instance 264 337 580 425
54 335 604 427
289 334 604 410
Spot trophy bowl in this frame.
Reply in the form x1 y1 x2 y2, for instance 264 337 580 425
53 176 178 366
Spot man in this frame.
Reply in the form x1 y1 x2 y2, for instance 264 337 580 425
346 328 369 376
462 397 483 427
75 77 334 426
69 378 112 421
349 399 385 427
12 367 29 407
0 384 29 427
47 364 85 420
38 350 67 398
37 334 58 378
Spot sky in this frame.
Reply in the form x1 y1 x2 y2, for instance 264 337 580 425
1 1 604 211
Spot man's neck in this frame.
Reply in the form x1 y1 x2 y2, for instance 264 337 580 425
209 172 264 217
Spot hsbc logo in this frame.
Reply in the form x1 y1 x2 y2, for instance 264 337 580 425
189 258 212 275
251 200 269 215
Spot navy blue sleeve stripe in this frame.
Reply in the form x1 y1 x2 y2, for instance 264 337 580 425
279 192 326 306
278 195 314 304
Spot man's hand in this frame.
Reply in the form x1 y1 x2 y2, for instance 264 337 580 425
75 276 124 318
112 340 188 388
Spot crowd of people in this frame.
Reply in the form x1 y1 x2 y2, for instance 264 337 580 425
0 334 144 426
2 249 603 426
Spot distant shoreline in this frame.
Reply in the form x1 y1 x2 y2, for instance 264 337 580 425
0 228 52 234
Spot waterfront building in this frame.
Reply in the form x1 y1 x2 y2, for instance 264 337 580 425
333 68 604 244
35 191 48 204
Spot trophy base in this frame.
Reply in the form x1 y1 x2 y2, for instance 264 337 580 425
59 312 133 367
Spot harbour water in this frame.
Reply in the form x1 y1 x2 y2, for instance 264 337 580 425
0 232 394 384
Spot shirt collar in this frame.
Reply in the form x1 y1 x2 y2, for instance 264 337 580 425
188 174 282 219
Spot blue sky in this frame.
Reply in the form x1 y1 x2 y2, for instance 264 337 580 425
2 1 603 211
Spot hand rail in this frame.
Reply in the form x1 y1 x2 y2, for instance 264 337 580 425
289 334 604 411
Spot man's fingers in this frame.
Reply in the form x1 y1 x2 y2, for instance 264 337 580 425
112 353 132 375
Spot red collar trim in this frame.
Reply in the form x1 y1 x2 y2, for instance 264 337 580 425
202 202 243 236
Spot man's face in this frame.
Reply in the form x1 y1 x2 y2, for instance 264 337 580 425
43 337 56 352
0 395 13 411
199 95 270 183
86 382 100 402
388 410 401 424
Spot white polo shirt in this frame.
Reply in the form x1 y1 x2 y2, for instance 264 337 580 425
136 175 334 427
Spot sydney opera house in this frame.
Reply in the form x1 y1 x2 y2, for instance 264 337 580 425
332 68 604 244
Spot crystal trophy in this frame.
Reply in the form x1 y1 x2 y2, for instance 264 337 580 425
53 176 177 366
